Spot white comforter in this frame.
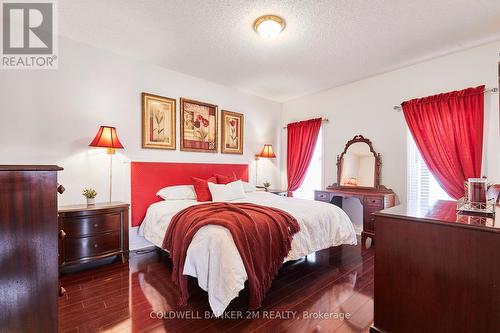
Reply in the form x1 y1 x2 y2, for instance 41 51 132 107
141 191 356 316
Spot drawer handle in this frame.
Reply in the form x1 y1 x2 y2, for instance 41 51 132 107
371 199 377 203
94 243 99 248
93 223 99 228
59 229 66 239
57 184 66 194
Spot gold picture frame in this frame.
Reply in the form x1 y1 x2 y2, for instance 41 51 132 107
180 98 218 153
221 110 244 155
142 92 176 150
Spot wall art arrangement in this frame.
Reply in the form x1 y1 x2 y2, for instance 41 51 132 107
141 93 244 154
180 98 218 153
221 110 244 155
141 93 176 150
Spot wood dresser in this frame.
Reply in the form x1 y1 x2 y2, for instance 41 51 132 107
0 165 63 333
314 186 395 246
371 200 500 333
58 202 129 271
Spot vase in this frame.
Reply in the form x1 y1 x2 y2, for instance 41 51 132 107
86 197 95 206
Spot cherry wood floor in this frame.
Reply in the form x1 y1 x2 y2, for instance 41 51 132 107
59 238 374 333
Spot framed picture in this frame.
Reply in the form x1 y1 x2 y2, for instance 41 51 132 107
142 92 176 150
221 110 244 154
180 98 218 153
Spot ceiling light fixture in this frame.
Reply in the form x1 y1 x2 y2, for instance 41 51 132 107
254 15 285 39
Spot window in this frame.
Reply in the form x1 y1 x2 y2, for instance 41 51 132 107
294 128 322 200
407 129 452 209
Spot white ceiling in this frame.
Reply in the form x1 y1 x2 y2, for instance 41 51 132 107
58 0 500 102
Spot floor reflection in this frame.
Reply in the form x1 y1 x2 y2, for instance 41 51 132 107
59 240 374 333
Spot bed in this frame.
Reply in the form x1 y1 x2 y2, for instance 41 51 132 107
131 162 357 316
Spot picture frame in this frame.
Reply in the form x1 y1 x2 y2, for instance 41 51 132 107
221 110 244 154
141 92 176 150
180 98 218 153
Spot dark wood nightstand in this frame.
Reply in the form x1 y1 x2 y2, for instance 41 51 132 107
58 202 129 271
266 189 288 197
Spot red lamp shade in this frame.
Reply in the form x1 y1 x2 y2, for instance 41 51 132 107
258 144 276 158
89 126 124 149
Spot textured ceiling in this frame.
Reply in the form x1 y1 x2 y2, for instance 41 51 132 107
58 0 500 102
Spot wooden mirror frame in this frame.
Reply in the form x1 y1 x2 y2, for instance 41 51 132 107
335 135 381 189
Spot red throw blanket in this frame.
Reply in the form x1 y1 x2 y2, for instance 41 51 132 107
162 202 300 310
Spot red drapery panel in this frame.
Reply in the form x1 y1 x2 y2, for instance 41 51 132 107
287 118 322 196
402 85 485 199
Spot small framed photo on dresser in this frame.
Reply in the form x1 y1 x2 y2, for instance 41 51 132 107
142 92 176 150
180 98 218 153
221 110 244 154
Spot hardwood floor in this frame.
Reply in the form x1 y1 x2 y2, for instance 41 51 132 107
59 238 374 333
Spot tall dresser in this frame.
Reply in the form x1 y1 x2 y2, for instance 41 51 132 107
0 165 63 333
371 200 500 333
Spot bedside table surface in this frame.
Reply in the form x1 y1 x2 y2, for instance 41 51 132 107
58 201 129 213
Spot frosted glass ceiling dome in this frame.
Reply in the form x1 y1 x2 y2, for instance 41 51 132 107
254 15 285 39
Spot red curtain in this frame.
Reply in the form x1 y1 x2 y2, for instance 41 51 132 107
402 86 485 199
287 118 322 196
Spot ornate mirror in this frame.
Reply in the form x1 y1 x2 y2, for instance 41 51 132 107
336 135 381 189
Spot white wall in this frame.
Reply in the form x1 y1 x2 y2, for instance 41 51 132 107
281 41 500 207
0 37 281 249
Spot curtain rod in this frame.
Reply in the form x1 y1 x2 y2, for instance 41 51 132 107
393 87 499 112
282 118 329 130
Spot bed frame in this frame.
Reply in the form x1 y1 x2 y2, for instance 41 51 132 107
130 162 249 227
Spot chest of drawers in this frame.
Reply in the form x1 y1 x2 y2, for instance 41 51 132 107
0 165 63 333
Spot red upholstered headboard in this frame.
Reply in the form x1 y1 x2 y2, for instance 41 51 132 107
130 162 249 226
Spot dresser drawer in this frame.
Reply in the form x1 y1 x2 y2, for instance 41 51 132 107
61 212 122 237
314 191 331 202
365 204 383 215
63 232 121 262
365 196 384 208
364 213 376 233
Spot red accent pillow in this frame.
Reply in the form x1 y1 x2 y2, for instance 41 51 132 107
215 172 238 185
192 176 217 202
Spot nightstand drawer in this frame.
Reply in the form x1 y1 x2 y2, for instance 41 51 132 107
61 212 122 237
314 191 331 202
63 232 121 262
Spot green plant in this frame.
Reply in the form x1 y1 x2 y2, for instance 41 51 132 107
82 188 97 199
263 181 271 188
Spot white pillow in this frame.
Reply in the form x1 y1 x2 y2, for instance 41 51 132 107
156 185 196 200
241 181 257 193
208 180 246 202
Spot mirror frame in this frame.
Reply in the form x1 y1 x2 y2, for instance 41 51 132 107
336 135 381 189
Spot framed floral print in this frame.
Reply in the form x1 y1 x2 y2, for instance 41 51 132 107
221 110 244 154
142 92 176 150
180 98 218 153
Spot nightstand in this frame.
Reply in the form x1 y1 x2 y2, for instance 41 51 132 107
58 202 129 271
266 189 288 197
